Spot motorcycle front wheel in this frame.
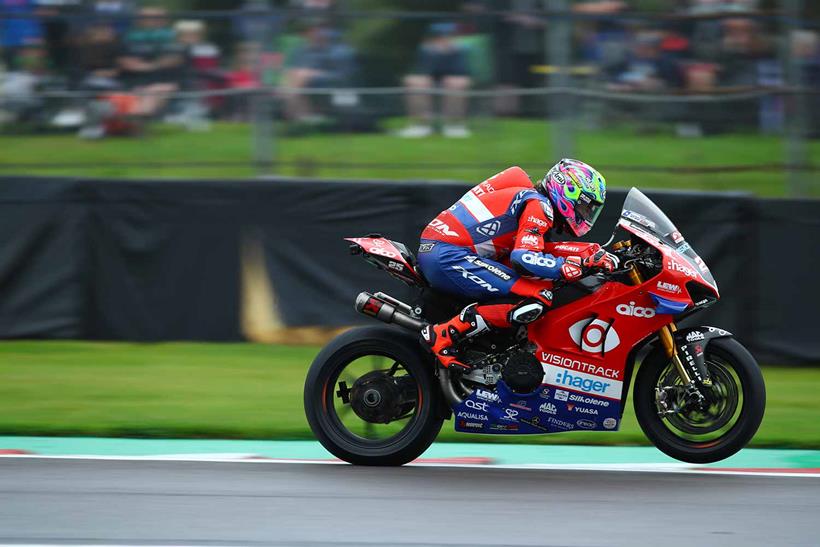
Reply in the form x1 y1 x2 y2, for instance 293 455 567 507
304 325 444 466
634 337 766 464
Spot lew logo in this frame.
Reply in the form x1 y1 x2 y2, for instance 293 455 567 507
616 301 656 318
569 318 620 353
657 281 681 294
476 220 501 237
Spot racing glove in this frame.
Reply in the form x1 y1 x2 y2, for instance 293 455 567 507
583 248 620 273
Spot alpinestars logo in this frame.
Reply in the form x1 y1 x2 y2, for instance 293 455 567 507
451 265 499 292
510 190 528 214
569 318 620 353
476 220 501 237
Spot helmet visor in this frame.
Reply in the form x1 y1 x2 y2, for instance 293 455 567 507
575 191 603 227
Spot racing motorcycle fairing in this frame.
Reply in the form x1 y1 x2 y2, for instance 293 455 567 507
346 236 425 286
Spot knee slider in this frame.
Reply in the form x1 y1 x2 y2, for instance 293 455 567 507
508 300 545 325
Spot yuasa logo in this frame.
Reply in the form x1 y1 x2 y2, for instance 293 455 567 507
430 218 459 237
465 399 489 412
522 253 556 268
539 402 557 415
657 281 681 294
616 301 656 318
451 265 499 293
569 318 620 353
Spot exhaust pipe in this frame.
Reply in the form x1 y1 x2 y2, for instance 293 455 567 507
355 292 427 332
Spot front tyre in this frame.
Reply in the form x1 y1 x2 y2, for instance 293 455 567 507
304 326 444 466
634 337 765 464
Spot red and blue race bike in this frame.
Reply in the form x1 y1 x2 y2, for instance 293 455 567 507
304 188 766 465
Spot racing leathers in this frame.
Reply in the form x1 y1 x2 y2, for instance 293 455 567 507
417 166 612 370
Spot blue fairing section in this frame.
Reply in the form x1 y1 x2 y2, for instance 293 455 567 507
510 249 565 280
650 293 689 315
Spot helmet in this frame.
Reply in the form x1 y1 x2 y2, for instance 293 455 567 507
536 158 607 237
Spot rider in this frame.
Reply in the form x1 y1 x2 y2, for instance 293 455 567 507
417 159 618 371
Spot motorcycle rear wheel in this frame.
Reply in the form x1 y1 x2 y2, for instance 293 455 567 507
634 337 765 464
304 326 443 466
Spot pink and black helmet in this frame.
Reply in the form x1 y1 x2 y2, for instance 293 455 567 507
536 158 607 237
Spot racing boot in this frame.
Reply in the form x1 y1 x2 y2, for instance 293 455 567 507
421 303 515 371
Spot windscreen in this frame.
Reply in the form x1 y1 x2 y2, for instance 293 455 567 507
619 188 718 291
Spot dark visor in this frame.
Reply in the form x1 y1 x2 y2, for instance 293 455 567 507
575 192 603 226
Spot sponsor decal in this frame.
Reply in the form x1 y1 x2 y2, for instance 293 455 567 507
547 416 574 430
554 389 569 401
429 218 460 237
552 171 566 184
686 331 705 342
368 246 398 259
521 416 549 432
694 256 709 273
522 253 556 268
476 220 501 237
670 231 684 244
603 417 617 429
465 256 512 281
569 318 620 353
502 408 519 421
465 400 489 412
668 259 697 278
457 411 489 421
544 364 623 399
676 242 692 254
418 242 435 253
540 201 553 221
539 289 553 303
472 181 495 196
569 393 610 408
387 260 404 271
539 388 550 399
541 352 621 380
616 301 656 318
452 265 500 293
570 405 598 415
657 281 681 294
510 401 532 411
527 215 548 228
707 326 730 336
622 210 657 229
474 388 500 403
463 422 484 429
510 190 528 215
539 402 557 414
552 243 586 254
577 419 596 429
694 298 709 307
490 424 519 431
521 234 540 247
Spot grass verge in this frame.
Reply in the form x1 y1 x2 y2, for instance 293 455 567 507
0 340 816 448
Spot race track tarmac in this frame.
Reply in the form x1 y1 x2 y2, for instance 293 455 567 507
1 458 818 547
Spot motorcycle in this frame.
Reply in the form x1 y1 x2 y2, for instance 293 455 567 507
304 188 766 466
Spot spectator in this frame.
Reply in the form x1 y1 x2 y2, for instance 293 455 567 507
791 30 820 138
607 31 682 92
225 42 261 121
117 7 184 118
0 0 43 70
281 23 356 124
398 22 472 138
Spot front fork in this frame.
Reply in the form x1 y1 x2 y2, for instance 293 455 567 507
626 264 706 414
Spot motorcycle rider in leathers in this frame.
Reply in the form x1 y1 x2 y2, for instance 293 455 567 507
418 159 619 371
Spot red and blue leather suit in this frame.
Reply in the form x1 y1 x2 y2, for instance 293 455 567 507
417 166 595 303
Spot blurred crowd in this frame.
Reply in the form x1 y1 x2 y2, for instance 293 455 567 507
0 0 817 139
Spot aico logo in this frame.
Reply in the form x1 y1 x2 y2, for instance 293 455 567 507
522 253 556 268
539 402 557 415
668 259 697 278
616 301 656 318
657 281 681 294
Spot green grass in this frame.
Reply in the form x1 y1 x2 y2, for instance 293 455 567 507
0 340 817 448
1 120 817 196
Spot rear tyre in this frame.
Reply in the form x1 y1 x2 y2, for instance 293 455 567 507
304 326 443 466
634 337 765 464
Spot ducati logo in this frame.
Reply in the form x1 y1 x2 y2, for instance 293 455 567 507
476 220 501 237
569 318 621 353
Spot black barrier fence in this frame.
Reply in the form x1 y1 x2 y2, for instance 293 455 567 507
0 176 817 364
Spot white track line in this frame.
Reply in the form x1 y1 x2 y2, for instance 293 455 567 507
1 453 819 477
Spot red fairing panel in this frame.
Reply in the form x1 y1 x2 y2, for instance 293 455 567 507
345 237 423 285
